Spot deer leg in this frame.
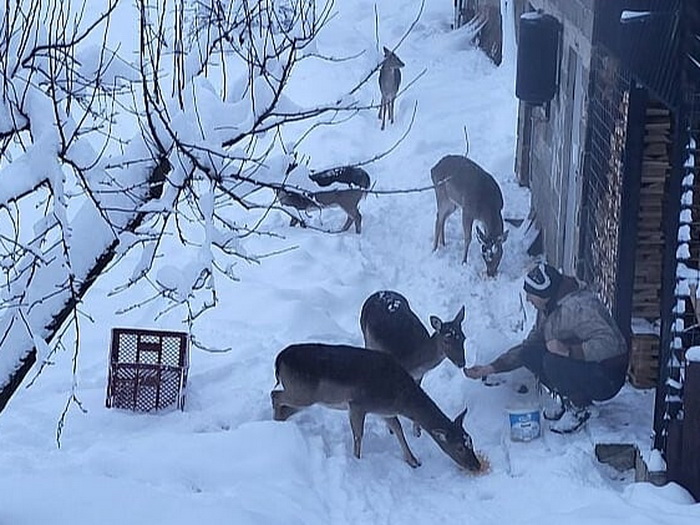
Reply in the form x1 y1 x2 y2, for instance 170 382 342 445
432 213 443 251
433 202 447 250
461 213 475 264
384 417 421 468
411 377 423 437
433 200 457 250
339 216 353 232
339 206 361 234
348 403 367 459
354 211 362 234
389 99 395 124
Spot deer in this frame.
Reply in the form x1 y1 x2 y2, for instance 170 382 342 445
360 290 466 436
431 155 508 277
378 47 404 130
276 165 370 234
277 187 365 233
271 343 481 471
360 290 466 382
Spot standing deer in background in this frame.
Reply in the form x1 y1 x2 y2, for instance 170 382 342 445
360 290 466 383
378 47 404 130
271 343 481 471
431 155 508 277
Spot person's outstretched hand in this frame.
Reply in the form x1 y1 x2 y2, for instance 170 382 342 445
463 364 495 379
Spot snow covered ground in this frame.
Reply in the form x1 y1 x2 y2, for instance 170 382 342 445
1 1 699 523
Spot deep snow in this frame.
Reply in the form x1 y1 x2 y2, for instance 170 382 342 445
1 1 699 524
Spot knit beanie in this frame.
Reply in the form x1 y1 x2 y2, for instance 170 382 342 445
523 263 562 299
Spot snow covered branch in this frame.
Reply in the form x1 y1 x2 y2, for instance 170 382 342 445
0 0 380 415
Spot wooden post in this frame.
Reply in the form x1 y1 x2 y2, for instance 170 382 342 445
455 0 503 66
515 102 533 186
479 0 503 66
689 282 700 326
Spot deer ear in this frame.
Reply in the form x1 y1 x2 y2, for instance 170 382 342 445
476 226 487 244
454 305 466 323
430 316 443 331
383 46 390 55
500 230 510 243
454 406 468 428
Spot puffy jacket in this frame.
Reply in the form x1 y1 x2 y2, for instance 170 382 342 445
491 281 628 372
529 288 627 362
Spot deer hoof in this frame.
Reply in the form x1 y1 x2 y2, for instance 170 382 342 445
406 455 422 468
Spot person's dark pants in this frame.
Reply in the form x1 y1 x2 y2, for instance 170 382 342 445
520 343 628 407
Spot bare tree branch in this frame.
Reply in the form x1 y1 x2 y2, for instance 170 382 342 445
0 0 420 426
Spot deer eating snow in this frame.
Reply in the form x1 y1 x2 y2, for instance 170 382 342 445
276 165 370 234
431 155 508 277
271 343 481 471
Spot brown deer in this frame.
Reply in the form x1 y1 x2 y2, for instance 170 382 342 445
277 187 365 233
271 343 481 471
361 290 465 436
431 155 508 277
378 47 404 130
276 166 370 234
360 290 466 382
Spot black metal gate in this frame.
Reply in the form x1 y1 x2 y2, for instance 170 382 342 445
658 91 700 500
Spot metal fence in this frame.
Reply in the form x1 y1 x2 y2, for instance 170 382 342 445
658 93 700 495
578 48 630 313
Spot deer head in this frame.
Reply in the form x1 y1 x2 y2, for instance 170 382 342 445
476 226 509 277
428 405 481 472
429 305 466 368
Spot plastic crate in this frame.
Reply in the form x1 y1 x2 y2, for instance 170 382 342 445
106 328 189 412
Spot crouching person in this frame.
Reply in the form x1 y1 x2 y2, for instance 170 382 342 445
464 263 629 434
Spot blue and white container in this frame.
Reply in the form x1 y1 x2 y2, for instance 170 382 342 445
507 406 541 442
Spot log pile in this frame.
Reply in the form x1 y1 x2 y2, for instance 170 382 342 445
629 102 671 388
632 103 670 321
629 333 660 389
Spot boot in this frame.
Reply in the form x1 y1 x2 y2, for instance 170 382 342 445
549 401 590 434
538 382 565 421
543 396 565 421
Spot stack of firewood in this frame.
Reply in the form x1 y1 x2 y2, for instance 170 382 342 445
633 103 671 321
628 101 672 388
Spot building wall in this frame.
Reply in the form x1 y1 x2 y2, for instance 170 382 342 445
519 0 594 274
